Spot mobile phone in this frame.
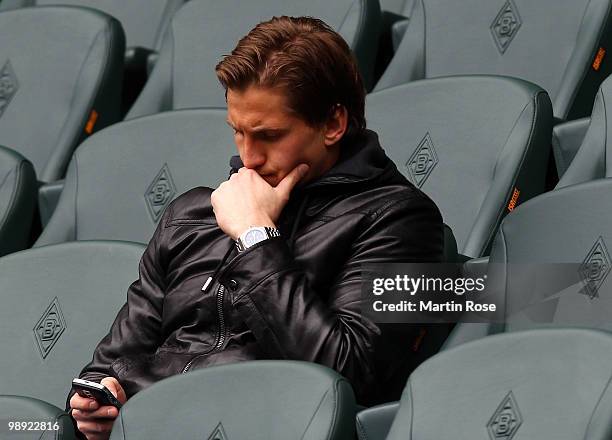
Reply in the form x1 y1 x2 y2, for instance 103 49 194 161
71 378 123 409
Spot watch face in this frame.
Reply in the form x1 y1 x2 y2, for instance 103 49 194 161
244 229 266 246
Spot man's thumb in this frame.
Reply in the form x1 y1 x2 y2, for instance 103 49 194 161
101 377 127 403
276 164 309 195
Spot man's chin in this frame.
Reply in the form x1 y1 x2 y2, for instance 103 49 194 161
262 175 280 187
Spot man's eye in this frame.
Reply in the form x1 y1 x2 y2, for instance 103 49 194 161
260 132 279 141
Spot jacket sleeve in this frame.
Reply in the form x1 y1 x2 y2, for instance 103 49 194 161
218 192 443 401
70 206 170 395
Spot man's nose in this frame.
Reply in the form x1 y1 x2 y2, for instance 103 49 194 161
241 138 266 169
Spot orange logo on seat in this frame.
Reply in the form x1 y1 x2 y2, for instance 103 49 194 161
85 109 98 135
593 47 606 71
507 188 520 212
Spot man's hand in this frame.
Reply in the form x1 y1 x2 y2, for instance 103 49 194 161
70 377 127 440
212 164 309 240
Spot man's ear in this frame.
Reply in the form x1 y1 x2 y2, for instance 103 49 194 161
324 104 348 147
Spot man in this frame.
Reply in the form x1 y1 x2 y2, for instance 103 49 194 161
69 16 444 439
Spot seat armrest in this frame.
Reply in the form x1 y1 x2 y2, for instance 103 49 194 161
356 401 400 440
146 51 159 76
125 46 154 75
552 117 590 178
462 256 489 279
391 19 410 51
38 179 64 227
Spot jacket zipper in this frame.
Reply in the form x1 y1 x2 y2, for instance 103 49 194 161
181 284 226 373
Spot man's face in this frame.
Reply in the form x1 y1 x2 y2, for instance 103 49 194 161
226 85 341 187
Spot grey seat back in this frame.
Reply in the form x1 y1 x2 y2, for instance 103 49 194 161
0 6 124 182
376 0 612 120
35 109 235 246
0 145 36 256
0 0 187 51
366 75 553 257
127 0 381 119
491 178 612 333
446 178 612 349
557 74 612 188
109 361 356 440
386 329 612 440
0 241 144 409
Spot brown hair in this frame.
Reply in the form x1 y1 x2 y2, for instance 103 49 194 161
215 16 366 141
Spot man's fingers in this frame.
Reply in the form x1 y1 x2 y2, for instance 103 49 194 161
76 419 115 435
70 394 98 411
275 164 309 196
73 406 118 420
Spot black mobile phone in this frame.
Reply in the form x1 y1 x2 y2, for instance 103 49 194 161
71 378 123 409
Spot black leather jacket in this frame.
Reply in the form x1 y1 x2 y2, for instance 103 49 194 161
75 130 444 405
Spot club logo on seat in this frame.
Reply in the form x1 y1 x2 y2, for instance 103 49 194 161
487 391 522 440
206 422 228 440
33 297 67 359
0 60 18 119
490 0 522 54
145 164 176 222
579 237 611 299
405 133 438 188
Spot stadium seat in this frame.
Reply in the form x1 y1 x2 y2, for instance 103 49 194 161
108 361 356 440
557 75 612 187
376 0 612 121
0 145 36 256
0 0 187 54
0 241 144 409
0 395 79 439
35 109 235 246
0 6 124 182
126 0 381 119
443 177 612 350
358 329 612 440
366 75 553 257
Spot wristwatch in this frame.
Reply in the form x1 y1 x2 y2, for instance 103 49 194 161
235 226 281 252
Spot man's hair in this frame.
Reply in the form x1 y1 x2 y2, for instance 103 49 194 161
215 16 366 140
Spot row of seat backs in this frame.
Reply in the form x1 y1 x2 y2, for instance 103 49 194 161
0 0 380 180
376 0 612 121
126 0 382 120
0 0 187 52
35 76 552 259
357 329 612 440
0 1 381 256
11 0 606 124
1 242 611 439
0 240 355 438
112 331 612 439
4 0 609 193
4 0 611 193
